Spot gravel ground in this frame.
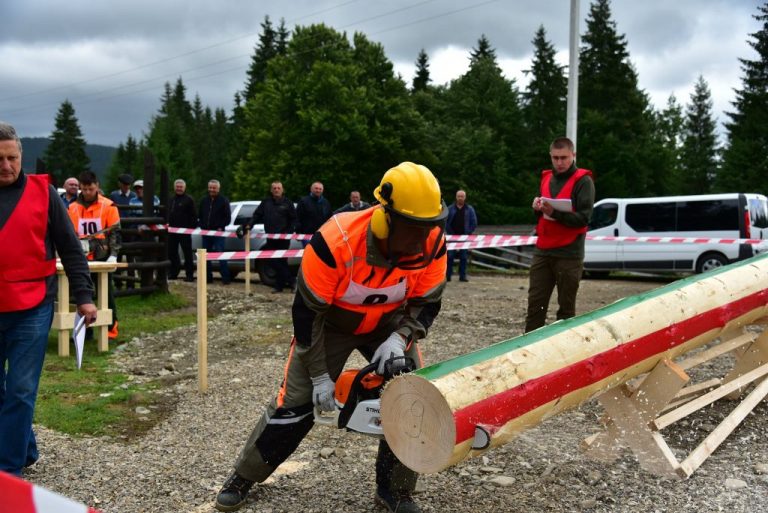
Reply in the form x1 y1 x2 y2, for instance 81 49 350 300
27 273 768 513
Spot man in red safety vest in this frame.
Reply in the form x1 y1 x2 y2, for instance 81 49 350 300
525 136 595 333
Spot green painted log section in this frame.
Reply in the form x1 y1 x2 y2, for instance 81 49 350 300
381 253 768 473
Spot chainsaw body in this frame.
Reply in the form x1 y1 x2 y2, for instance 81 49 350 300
314 357 414 437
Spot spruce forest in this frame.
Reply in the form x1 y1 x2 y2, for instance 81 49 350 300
46 0 768 224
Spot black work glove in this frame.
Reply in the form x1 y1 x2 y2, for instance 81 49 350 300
236 225 246 239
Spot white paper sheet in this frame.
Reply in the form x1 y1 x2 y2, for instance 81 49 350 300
73 314 86 370
541 198 573 220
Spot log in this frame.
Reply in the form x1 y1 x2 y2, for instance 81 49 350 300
381 253 768 473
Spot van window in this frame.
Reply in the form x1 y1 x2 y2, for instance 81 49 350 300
677 199 739 231
749 198 768 228
589 202 618 230
234 204 258 226
626 202 676 232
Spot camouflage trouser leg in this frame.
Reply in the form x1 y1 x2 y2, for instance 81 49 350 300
234 324 422 492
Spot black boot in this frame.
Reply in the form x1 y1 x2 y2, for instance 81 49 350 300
215 472 254 512
375 486 421 513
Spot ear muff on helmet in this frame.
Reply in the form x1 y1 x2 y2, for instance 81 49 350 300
370 206 390 239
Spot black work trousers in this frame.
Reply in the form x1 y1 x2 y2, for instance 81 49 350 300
168 233 194 279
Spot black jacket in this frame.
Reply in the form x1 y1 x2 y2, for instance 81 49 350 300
249 196 296 234
168 193 197 228
296 194 332 234
198 194 231 230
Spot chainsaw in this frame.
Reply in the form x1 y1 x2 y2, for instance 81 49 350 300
313 356 415 438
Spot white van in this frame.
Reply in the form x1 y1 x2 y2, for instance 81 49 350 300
584 193 768 275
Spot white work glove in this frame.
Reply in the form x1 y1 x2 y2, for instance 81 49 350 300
311 373 337 412
372 332 407 375
106 255 118 264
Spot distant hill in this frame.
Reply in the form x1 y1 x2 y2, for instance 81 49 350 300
20 137 117 182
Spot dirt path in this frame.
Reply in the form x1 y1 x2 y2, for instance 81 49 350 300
29 273 768 512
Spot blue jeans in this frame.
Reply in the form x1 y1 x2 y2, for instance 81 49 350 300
0 301 54 475
202 235 231 283
447 249 468 279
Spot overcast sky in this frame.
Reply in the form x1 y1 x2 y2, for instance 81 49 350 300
1 0 762 147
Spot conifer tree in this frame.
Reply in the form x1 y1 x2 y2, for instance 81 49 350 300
438 35 526 222
522 25 567 180
412 49 431 92
578 0 660 198
681 76 718 193
652 94 684 194
718 2 768 193
244 16 278 100
44 99 90 184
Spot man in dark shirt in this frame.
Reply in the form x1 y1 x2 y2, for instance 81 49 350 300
199 179 232 284
296 181 332 245
333 190 370 214
167 179 197 281
109 173 136 207
60 176 78 207
445 190 478 282
241 181 297 293
0 121 96 476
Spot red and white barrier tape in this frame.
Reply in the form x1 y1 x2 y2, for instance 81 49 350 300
204 234 766 261
158 225 765 246
0 471 101 513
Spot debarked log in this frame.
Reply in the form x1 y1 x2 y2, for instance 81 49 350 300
381 253 768 473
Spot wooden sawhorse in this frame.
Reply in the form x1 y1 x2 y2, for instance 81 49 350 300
582 325 768 478
52 261 122 356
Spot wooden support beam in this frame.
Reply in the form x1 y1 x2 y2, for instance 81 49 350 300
653 361 768 430
583 359 688 471
678 375 768 478
197 249 208 393
721 332 768 399
676 330 756 370
598 385 681 479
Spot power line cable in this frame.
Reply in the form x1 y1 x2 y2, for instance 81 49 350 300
5 0 500 118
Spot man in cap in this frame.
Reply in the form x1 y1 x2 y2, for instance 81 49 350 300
215 162 448 513
109 173 136 207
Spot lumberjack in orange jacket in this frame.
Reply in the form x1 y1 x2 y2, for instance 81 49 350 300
215 162 449 513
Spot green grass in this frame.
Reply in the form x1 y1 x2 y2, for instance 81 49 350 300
36 291 194 437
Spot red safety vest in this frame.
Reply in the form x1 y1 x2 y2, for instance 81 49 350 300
535 168 592 250
0 175 57 312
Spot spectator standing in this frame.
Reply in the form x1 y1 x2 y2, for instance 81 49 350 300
296 181 332 245
167 179 197 281
108 173 135 207
128 179 160 216
215 162 448 513
0 121 96 476
199 179 232 284
525 137 595 332
333 190 370 214
445 190 478 282
68 171 122 339
59 176 79 207
241 181 297 293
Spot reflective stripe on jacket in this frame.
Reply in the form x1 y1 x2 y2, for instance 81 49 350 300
300 208 447 336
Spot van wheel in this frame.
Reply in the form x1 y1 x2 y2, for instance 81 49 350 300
696 252 728 274
257 262 277 287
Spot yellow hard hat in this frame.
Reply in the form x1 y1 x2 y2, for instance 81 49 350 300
373 162 447 223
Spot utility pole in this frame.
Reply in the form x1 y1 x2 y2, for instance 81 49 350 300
566 0 580 151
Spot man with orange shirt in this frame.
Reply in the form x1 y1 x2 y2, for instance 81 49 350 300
215 163 448 513
68 170 121 339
